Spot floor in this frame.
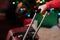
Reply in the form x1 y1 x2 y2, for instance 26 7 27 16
38 27 60 40
0 20 60 40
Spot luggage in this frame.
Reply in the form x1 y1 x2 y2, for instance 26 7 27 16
6 26 39 40
6 8 47 40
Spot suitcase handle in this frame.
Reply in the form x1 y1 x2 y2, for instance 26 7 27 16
23 8 41 40
33 11 48 39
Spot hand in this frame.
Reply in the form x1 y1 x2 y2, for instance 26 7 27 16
38 4 47 14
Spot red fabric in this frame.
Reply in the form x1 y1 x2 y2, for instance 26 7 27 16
24 19 32 25
6 26 29 40
46 0 60 9
12 37 20 40
6 26 39 40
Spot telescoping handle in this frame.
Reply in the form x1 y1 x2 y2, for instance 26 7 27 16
22 8 41 40
22 10 39 40
32 11 48 39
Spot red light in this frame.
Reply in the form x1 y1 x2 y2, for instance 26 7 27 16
34 6 37 8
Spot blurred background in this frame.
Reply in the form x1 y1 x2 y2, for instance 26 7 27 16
0 0 60 40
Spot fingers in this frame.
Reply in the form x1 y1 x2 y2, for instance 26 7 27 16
38 6 50 15
38 6 45 14
40 8 44 13
38 6 42 13
38 4 47 13
38 6 41 9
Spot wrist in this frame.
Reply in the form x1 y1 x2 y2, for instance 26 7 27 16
44 4 47 10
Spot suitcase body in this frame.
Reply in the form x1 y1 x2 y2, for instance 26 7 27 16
6 26 39 40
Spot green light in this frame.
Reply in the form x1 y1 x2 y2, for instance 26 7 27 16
12 2 15 4
42 0 45 2
16 1 19 4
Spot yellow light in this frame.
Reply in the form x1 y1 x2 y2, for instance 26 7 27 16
36 0 40 3
52 8 54 10
42 15 45 17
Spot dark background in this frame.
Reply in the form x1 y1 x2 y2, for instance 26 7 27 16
0 0 58 40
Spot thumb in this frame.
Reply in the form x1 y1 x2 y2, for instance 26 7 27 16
38 6 42 13
40 9 43 14
38 6 41 9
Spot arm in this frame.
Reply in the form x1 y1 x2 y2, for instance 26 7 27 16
46 0 60 9
38 0 60 13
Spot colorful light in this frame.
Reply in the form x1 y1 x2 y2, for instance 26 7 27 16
12 2 15 4
42 0 45 2
50 8 54 13
36 0 40 3
40 1 43 4
23 8 26 11
50 8 53 13
42 15 45 17
52 8 54 10
34 6 37 9
58 13 60 15
27 14 30 17
19 8 24 12
18 2 23 7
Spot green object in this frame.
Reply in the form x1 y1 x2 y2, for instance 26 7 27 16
35 11 58 28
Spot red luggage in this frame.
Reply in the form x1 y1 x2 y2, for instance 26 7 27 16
6 26 39 40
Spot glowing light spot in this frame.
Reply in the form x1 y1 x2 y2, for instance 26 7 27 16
27 14 30 17
18 2 23 7
12 2 15 4
36 0 40 3
43 15 45 17
40 1 43 4
24 8 26 11
58 13 60 15
19 8 23 12
50 8 53 13
20 8 23 11
52 8 54 10
42 0 45 2
34 6 37 8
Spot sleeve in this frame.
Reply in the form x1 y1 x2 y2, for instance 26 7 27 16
46 0 60 9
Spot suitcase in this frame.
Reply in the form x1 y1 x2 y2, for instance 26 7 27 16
6 26 39 40
6 9 48 40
